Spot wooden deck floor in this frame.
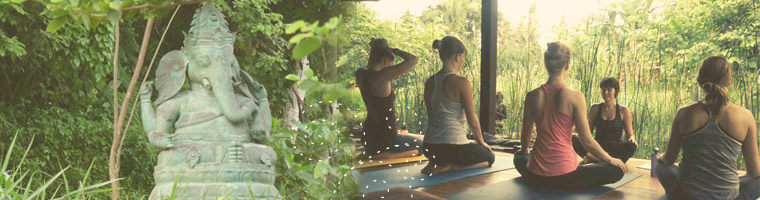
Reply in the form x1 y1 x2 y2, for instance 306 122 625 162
359 152 667 199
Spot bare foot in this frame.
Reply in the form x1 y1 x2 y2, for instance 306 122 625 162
427 163 454 175
421 163 434 174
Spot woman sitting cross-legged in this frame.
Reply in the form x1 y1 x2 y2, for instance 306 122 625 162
573 77 638 163
356 38 423 159
513 42 626 190
656 56 760 200
421 36 494 175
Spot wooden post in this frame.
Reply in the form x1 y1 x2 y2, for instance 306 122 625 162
480 0 497 135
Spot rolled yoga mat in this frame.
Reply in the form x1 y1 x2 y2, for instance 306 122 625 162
444 172 642 200
358 156 515 194
357 155 429 169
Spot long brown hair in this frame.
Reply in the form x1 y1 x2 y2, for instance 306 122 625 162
697 56 732 115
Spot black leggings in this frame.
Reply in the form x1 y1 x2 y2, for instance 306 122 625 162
572 135 637 163
423 142 495 166
513 154 624 190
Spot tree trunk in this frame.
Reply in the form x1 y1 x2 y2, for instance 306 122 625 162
281 58 309 129
109 17 154 200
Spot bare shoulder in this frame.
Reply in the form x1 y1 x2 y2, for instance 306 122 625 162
557 87 584 103
525 88 542 102
619 104 631 114
674 102 703 120
725 103 755 122
451 74 470 84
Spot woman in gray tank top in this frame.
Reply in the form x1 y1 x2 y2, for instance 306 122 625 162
420 36 494 175
656 56 760 200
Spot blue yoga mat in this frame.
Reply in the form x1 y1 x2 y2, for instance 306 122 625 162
444 172 642 200
358 156 514 194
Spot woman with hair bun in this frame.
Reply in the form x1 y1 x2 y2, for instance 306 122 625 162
421 36 495 175
514 42 626 190
657 56 760 200
356 38 423 159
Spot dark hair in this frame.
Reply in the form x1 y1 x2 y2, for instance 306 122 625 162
432 36 467 61
368 38 394 64
600 77 620 98
544 42 571 73
697 56 732 115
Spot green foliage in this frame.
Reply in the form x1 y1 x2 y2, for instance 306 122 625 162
286 17 341 59
269 119 357 199
0 132 117 199
0 2 115 106
0 102 158 199
34 0 197 32
267 16 358 200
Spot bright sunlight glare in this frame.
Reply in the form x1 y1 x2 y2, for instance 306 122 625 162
364 0 625 45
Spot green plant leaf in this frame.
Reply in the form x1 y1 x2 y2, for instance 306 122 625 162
285 20 305 34
303 68 314 79
288 32 314 44
299 79 318 92
292 38 322 60
107 10 122 21
313 159 329 180
302 21 319 32
108 1 123 9
285 74 300 81
46 17 68 33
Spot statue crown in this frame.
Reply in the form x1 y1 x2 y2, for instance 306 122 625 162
184 2 235 47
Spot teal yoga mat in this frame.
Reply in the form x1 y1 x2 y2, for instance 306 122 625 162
444 172 642 200
358 156 514 194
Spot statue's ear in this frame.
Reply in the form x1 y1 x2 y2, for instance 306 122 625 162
155 50 189 104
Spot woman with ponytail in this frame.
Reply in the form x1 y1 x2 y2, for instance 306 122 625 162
356 38 423 159
657 56 760 200
421 36 495 175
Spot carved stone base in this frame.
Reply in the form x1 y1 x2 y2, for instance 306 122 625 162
149 182 279 200
148 142 279 199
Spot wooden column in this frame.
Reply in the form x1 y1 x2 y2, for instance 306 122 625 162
479 0 497 135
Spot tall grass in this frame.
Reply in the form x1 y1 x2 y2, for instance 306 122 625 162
0 131 116 199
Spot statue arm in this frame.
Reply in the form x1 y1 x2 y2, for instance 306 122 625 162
150 99 180 149
140 81 157 134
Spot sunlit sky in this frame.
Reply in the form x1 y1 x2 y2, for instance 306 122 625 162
364 0 623 45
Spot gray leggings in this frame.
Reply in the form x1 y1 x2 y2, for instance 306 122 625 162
656 162 760 200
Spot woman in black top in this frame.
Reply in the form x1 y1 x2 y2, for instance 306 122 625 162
356 38 423 159
573 77 638 163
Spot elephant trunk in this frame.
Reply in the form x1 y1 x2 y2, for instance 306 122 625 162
207 62 257 123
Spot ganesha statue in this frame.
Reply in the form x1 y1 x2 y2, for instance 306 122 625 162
139 3 277 199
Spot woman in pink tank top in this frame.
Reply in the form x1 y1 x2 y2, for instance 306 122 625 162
513 42 627 190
